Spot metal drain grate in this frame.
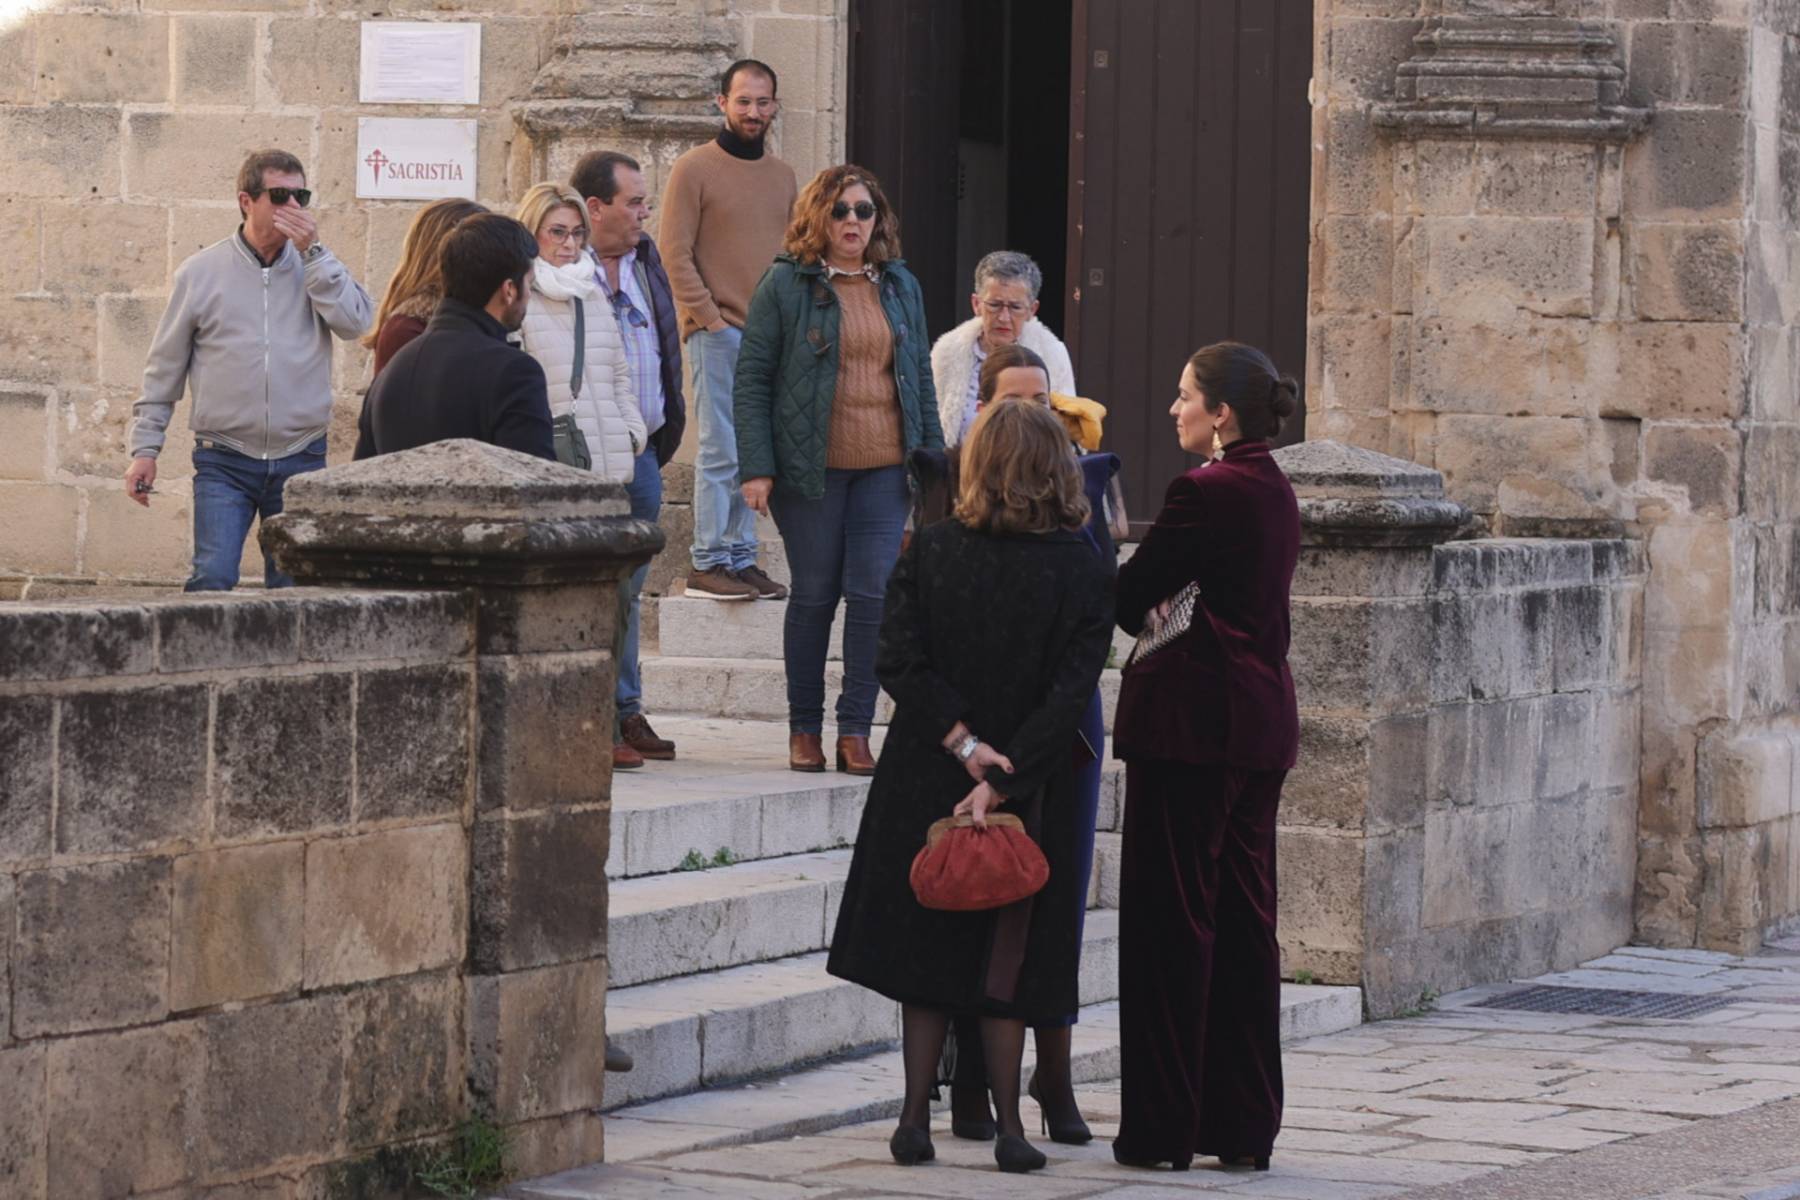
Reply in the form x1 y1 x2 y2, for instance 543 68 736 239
1473 985 1736 1020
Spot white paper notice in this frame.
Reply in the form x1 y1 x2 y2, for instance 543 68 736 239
359 21 481 106
356 118 478 200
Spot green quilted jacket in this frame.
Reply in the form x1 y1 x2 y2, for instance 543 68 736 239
733 254 944 500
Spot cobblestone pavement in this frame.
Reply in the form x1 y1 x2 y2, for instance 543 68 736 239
515 936 1800 1199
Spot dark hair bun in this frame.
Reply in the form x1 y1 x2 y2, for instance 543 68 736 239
1270 375 1299 420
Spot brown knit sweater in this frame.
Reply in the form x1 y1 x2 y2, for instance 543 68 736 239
656 141 798 337
828 276 903 470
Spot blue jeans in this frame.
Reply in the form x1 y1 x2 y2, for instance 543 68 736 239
688 326 757 572
617 446 662 719
769 465 909 736
186 437 327 592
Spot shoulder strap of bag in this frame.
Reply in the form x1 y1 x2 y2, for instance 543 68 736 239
570 297 585 401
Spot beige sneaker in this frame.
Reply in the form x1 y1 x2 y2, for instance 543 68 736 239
685 566 758 600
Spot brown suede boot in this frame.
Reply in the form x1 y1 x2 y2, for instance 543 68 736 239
789 732 826 773
835 735 876 776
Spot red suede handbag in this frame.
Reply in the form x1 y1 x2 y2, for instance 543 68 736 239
909 813 1050 912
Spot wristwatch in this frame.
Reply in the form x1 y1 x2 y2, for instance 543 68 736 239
953 734 980 762
302 242 326 262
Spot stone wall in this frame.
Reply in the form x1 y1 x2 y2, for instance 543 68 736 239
0 588 493 1196
0 438 657 1196
1275 442 1643 1017
1308 0 1800 951
0 0 845 599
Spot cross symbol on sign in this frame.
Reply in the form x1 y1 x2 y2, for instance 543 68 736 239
364 149 389 184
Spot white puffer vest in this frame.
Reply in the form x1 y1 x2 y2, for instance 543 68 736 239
518 257 646 483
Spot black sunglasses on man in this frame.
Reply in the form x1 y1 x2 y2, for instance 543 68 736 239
255 185 313 208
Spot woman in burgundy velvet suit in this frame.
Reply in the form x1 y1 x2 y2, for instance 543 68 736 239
1110 342 1301 1173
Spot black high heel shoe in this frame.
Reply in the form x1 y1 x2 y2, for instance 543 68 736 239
1219 1154 1271 1171
994 1133 1047 1174
1112 1144 1194 1171
949 1084 996 1141
1026 1073 1092 1145
888 1124 935 1165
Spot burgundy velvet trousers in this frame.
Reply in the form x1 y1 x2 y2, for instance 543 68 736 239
1116 758 1286 1162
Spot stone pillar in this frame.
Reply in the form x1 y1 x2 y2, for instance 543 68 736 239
1275 440 1469 1016
1312 0 1800 951
1278 440 1647 1015
262 439 664 1174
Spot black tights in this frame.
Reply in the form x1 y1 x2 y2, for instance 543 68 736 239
899 1004 1029 1137
951 1015 1081 1123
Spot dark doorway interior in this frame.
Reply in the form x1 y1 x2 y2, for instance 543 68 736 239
852 0 1313 533
851 0 1073 339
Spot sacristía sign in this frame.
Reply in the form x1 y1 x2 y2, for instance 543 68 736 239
355 118 478 201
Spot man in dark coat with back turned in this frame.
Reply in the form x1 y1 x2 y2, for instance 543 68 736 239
354 213 554 461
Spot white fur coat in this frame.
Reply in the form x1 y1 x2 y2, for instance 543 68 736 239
929 315 1077 447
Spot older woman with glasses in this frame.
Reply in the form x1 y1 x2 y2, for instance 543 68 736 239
931 251 1076 447
513 182 645 487
734 164 944 775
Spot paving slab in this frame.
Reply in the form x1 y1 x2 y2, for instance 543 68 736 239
525 927 1800 1197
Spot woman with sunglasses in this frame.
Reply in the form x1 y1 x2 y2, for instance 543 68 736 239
513 183 646 487
734 165 944 774
365 197 487 375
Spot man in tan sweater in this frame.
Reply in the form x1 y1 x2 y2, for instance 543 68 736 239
658 58 799 601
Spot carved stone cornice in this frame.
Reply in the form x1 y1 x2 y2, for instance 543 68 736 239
1372 17 1650 142
513 9 739 141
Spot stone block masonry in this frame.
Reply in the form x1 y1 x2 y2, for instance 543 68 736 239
0 441 659 1193
1313 0 1800 955
1275 442 1645 1017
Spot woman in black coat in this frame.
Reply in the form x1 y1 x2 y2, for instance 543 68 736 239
1111 341 1301 1174
827 398 1114 1174
907 342 1120 1146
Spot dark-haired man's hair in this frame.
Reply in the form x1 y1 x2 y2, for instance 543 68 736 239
570 150 641 205
720 58 778 97
440 214 537 311
1188 341 1300 442
236 148 305 216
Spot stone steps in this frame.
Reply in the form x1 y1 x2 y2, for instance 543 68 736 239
641 656 1125 731
657 593 1137 664
603 910 1122 1111
606 830 1129 990
583 985 1364 1170
606 719 1126 880
586 717 1362 1173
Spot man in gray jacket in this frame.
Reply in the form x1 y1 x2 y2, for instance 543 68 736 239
125 149 373 590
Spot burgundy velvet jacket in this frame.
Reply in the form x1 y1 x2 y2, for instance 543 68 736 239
1113 439 1300 770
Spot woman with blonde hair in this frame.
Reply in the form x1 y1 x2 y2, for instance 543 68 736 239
733 164 943 775
828 398 1113 1174
366 197 487 374
512 182 644 488
514 182 647 771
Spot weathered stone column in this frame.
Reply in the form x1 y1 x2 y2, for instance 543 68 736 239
1313 0 1800 952
1278 441 1647 1016
1275 440 1468 1016
263 439 663 1174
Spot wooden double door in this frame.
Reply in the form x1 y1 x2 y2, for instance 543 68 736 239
850 0 1315 527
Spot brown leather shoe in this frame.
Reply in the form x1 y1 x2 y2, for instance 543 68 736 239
836 735 876 776
620 712 676 760
789 732 826 773
612 742 645 770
